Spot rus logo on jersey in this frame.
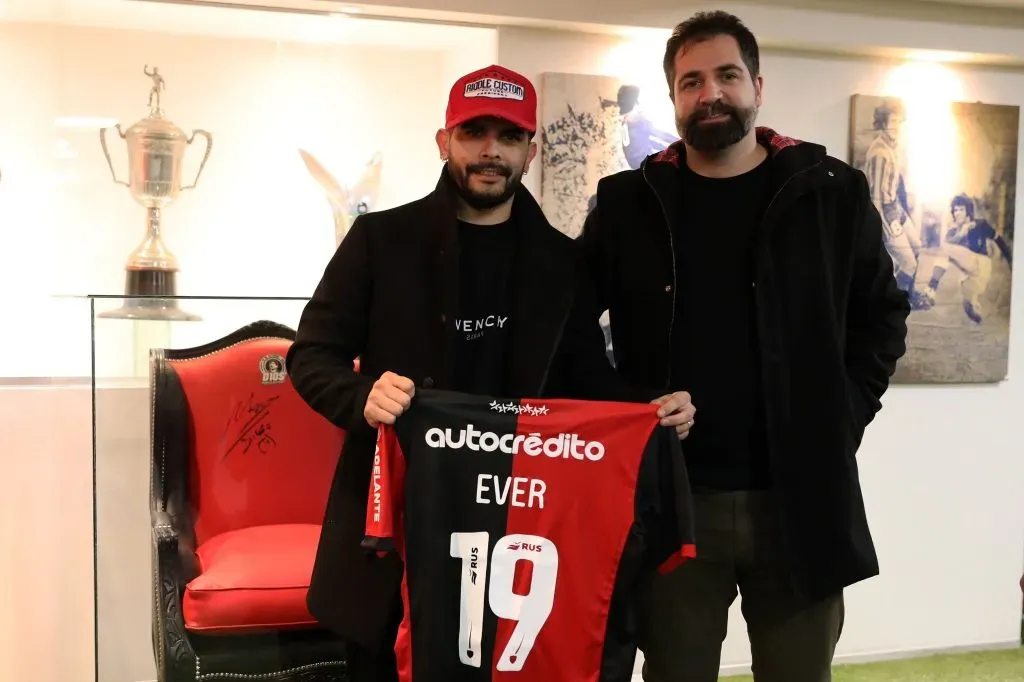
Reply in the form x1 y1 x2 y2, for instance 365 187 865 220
425 424 605 461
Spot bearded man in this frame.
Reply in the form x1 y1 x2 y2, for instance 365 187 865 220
287 64 694 682
579 13 910 682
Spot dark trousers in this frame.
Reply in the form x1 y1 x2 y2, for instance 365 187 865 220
346 640 399 682
345 602 402 682
638 491 844 682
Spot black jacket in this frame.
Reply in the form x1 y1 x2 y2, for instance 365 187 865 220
580 127 910 602
287 169 654 651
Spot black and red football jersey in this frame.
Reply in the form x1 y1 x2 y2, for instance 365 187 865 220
361 388 696 682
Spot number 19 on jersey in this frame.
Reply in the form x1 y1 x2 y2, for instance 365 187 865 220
450 532 559 672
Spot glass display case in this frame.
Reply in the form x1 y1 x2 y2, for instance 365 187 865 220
87 295 353 682
0 0 495 383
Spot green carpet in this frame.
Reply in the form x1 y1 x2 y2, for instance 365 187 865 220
723 647 1024 681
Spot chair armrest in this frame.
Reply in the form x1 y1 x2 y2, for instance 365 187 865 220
151 510 196 682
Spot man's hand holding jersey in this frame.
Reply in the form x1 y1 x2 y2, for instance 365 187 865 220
364 371 416 427
652 391 696 439
364 372 696 440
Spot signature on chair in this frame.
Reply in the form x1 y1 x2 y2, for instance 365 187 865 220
222 392 280 459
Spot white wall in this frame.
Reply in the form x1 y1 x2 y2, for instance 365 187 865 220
499 24 1024 675
0 384 94 682
338 0 1024 65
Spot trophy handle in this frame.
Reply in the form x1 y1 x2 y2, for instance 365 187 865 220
181 129 213 191
99 124 130 187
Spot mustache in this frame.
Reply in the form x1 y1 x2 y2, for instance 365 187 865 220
692 100 737 121
466 162 512 177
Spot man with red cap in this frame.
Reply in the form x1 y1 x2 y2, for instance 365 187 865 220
287 65 696 682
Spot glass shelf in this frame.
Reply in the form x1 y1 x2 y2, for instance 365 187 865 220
82 294 310 383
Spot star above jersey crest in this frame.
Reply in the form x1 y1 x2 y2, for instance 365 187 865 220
488 400 549 416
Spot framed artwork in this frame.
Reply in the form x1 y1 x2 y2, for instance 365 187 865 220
539 72 678 238
849 93 1018 383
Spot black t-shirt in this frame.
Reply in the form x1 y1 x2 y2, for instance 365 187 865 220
670 157 774 490
453 219 516 396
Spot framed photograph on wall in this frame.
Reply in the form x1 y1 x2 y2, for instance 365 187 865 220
539 72 678 238
849 93 1018 383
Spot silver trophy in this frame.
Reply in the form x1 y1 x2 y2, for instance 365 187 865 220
98 65 212 320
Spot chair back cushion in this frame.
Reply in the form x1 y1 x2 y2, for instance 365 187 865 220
168 337 343 546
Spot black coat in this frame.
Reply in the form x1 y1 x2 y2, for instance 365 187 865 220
580 127 911 602
287 170 654 651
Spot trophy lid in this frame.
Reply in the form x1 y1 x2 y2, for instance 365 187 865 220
123 112 188 141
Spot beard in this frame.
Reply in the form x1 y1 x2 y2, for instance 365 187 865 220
446 160 524 210
677 100 757 152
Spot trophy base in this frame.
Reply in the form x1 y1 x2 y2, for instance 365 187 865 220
97 268 202 321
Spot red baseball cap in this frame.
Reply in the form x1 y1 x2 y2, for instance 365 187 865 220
445 65 537 133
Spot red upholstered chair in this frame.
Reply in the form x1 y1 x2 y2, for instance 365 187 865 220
149 320 348 682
